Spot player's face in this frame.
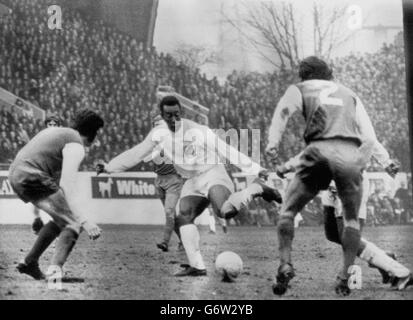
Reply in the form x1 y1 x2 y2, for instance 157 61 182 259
46 120 59 127
162 104 182 132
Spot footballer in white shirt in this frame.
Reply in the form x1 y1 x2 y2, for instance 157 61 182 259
98 95 282 277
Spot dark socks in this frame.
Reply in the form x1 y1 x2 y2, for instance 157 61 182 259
341 226 361 277
277 216 295 265
25 221 61 265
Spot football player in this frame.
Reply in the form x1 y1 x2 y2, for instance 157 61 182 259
9 109 104 281
278 151 411 291
97 95 282 277
146 115 184 252
265 56 410 296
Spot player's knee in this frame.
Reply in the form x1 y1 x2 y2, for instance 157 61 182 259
277 215 294 238
63 227 80 241
219 200 237 219
164 207 176 219
176 209 194 227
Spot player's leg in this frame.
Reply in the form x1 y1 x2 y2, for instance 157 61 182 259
17 216 61 280
325 202 410 288
274 145 331 295
273 175 320 294
9 173 61 280
219 217 228 233
208 208 216 234
32 205 44 235
220 179 282 219
208 184 233 220
31 190 82 279
332 144 364 295
175 194 210 276
324 205 341 244
155 178 169 251
161 190 181 250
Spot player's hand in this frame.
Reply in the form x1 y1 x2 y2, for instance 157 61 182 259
258 169 269 181
275 163 292 179
96 162 107 176
82 221 101 240
385 160 400 178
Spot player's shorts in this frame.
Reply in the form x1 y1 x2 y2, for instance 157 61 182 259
180 164 234 199
155 173 184 197
8 165 60 203
320 171 369 220
155 173 184 212
9 166 81 234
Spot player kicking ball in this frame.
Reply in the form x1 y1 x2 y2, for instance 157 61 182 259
9 109 104 282
97 95 282 277
265 56 406 296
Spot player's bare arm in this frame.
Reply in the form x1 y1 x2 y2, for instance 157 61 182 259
61 142 101 240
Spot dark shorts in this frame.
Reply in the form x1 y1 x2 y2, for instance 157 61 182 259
296 139 363 193
282 139 364 220
8 166 59 203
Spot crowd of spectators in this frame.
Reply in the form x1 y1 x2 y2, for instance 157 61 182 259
0 1 411 177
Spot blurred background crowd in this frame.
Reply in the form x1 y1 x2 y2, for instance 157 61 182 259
1 0 412 225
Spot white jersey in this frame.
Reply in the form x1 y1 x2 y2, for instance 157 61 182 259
106 118 262 179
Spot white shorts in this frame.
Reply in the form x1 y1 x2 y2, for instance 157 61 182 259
321 177 369 220
180 165 235 199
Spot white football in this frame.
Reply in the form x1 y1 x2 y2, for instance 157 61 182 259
215 251 243 281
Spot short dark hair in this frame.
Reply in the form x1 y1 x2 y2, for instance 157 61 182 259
72 109 104 143
44 114 61 127
298 56 333 81
159 95 181 114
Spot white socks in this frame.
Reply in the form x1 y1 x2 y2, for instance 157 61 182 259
209 214 216 233
359 240 410 278
227 183 263 210
180 224 206 270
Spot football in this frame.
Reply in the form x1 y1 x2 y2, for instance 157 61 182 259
215 251 243 282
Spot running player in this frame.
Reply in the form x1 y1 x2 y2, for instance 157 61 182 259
97 95 282 277
31 114 62 234
265 56 409 296
9 109 104 281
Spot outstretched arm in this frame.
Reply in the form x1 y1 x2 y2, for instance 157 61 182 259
105 133 157 173
60 143 100 239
